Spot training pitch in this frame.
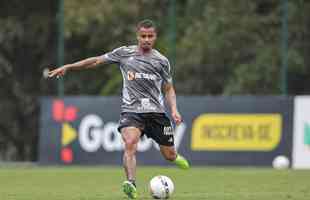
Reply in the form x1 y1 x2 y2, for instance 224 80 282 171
0 165 309 200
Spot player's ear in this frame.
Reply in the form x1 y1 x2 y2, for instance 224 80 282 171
136 31 140 41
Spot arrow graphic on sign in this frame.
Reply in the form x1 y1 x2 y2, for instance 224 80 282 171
62 122 77 146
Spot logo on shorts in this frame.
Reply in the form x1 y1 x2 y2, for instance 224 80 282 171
120 118 128 123
164 126 174 136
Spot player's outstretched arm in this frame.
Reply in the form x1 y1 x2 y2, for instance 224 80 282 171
163 83 182 125
48 56 105 78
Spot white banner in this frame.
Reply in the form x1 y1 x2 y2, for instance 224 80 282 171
293 96 310 169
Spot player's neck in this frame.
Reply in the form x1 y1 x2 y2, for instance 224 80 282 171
138 46 152 55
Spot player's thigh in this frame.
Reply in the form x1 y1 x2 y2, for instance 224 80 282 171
121 126 142 146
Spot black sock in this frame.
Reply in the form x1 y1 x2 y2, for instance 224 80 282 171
129 179 136 188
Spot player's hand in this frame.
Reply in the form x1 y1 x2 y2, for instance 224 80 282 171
48 66 68 78
171 110 182 125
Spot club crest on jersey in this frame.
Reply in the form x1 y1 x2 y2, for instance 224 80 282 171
127 71 156 81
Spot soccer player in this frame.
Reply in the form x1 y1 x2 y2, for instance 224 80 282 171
48 19 189 199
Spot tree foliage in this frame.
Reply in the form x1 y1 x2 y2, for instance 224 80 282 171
0 0 57 160
176 0 308 94
61 0 310 95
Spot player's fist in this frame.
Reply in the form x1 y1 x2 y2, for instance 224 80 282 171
171 110 182 125
48 66 68 78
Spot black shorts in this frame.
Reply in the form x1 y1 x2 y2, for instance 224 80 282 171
118 112 174 146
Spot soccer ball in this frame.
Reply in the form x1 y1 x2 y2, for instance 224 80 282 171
272 155 290 169
149 175 174 199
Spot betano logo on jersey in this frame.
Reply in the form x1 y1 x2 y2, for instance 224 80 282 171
191 114 282 151
127 70 156 81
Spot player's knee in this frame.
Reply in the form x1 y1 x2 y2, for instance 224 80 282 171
124 139 137 149
121 127 140 151
123 138 138 152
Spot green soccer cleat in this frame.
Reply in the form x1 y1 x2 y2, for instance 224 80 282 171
174 154 190 169
122 181 137 199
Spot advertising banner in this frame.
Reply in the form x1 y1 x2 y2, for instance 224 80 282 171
191 114 282 151
39 97 186 165
39 96 293 166
292 96 310 169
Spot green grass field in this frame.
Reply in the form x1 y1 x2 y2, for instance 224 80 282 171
0 165 309 200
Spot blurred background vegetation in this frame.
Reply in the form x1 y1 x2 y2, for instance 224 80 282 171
0 0 309 161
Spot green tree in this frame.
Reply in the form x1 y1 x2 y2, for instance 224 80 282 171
176 0 307 95
0 0 57 160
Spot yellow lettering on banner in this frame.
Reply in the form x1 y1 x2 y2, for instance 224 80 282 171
191 114 282 151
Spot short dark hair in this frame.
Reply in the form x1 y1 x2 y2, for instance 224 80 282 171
137 19 157 31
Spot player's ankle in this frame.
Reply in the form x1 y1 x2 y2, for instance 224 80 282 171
128 179 136 188
174 154 182 162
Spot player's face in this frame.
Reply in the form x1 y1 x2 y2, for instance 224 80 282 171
137 27 157 52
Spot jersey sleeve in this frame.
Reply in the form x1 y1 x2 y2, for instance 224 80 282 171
100 46 125 64
162 59 173 84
